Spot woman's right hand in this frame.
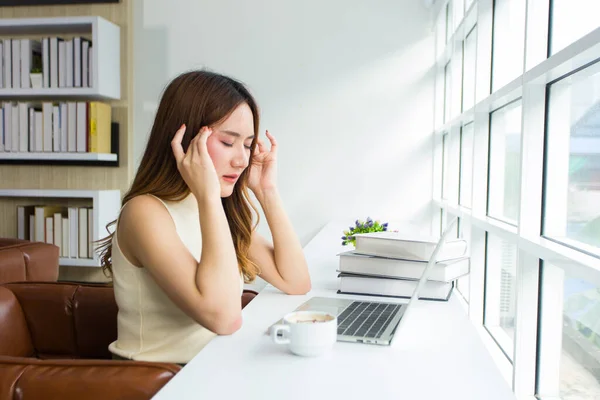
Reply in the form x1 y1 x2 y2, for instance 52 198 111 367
171 124 221 200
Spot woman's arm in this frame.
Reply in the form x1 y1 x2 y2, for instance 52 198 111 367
248 189 311 295
120 195 242 335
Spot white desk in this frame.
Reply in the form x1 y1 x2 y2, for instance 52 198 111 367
152 222 517 400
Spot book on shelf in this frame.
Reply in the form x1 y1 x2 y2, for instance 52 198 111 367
0 36 92 90
0 101 111 154
337 250 469 282
353 231 468 262
17 205 94 260
337 273 454 301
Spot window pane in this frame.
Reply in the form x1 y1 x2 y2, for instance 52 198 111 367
551 0 600 55
435 68 445 128
453 0 465 31
442 133 450 199
462 27 477 112
460 123 474 208
451 47 464 118
491 0 526 92
538 263 600 399
488 100 522 224
484 234 517 359
456 221 470 302
544 62 600 255
444 61 452 123
436 6 447 59
441 211 460 238
445 2 453 44
465 0 475 12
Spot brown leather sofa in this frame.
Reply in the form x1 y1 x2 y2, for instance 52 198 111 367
0 238 59 284
0 282 259 399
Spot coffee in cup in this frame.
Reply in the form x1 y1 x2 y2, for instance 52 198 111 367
270 310 337 357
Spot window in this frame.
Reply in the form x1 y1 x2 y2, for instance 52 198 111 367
462 27 477 112
484 234 518 359
432 0 600 397
436 6 447 59
491 0 526 91
445 2 453 45
550 0 600 55
442 133 450 199
456 220 471 302
453 0 465 32
444 61 452 123
544 62 600 255
537 262 600 399
488 100 522 225
451 46 464 119
460 123 474 208
435 68 445 128
465 0 475 12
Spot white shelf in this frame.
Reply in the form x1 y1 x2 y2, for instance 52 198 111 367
0 189 121 268
0 189 119 198
0 152 117 161
59 257 99 268
0 88 116 101
0 16 120 100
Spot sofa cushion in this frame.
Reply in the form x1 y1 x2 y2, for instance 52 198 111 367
6 283 79 358
0 356 181 400
0 239 59 285
73 284 118 359
0 287 34 358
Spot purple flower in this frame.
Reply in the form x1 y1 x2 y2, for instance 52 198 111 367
342 241 347 245
341 236 347 240
382 222 389 228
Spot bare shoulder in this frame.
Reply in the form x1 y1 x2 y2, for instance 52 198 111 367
117 195 175 266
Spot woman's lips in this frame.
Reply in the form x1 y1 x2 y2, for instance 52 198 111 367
222 175 238 183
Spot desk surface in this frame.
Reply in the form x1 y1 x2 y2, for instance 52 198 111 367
152 222 516 400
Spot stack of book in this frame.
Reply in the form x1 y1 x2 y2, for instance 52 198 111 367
337 231 469 301
17 204 94 259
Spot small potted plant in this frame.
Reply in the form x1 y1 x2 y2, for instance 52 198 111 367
30 67 43 89
341 217 389 247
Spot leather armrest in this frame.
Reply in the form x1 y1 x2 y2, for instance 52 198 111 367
0 240 59 284
242 289 258 309
0 356 181 400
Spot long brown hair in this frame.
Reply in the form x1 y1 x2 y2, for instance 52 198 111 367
96 70 261 282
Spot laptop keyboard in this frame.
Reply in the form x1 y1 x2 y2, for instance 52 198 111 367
337 301 402 339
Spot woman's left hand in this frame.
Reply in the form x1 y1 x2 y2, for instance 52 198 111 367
248 130 278 198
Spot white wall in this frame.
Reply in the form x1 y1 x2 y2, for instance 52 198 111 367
133 0 436 248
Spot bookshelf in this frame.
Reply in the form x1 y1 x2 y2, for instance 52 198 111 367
0 16 120 100
0 2 133 283
0 189 120 268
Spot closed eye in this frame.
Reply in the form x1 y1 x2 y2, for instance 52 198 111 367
221 141 234 147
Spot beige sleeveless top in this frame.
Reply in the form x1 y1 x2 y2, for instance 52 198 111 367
108 193 244 364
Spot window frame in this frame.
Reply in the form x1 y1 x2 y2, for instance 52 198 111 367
432 0 600 398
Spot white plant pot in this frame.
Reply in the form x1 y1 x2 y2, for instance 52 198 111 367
30 73 43 89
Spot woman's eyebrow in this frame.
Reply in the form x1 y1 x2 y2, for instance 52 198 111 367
220 130 254 140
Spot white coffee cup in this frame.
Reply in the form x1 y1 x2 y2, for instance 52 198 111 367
270 310 337 357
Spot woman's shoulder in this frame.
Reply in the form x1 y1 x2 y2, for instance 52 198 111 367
119 194 172 229
116 195 176 266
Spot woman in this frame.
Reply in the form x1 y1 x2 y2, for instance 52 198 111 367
98 70 311 364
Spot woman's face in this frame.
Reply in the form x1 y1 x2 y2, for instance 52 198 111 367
206 103 255 197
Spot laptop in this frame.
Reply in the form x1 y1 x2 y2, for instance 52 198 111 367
279 217 459 346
